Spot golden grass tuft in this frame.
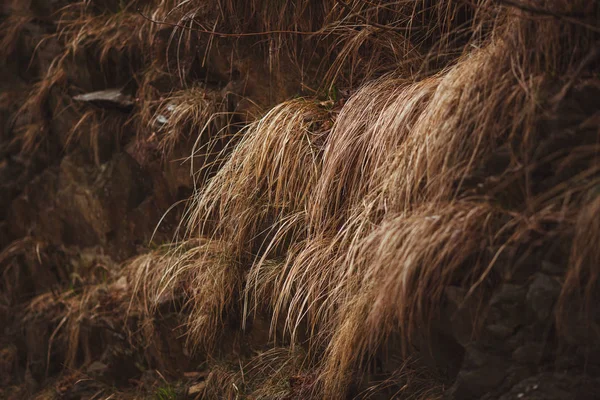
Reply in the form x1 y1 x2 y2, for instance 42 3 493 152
128 239 241 352
319 202 506 396
187 99 333 256
140 85 229 159
309 76 439 227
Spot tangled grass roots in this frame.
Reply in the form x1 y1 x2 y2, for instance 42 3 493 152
119 0 599 398
201 347 310 399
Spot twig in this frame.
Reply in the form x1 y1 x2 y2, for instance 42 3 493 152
497 0 600 33
552 42 600 106
137 9 323 37
336 0 417 32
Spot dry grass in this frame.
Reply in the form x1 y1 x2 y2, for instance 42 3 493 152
6 0 600 398
128 239 241 352
8 0 490 156
201 346 311 399
186 99 333 256
9 0 200 155
355 356 444 400
23 275 131 374
11 62 67 153
557 194 600 342
0 14 34 61
141 1 600 398
139 85 229 159
318 202 507 395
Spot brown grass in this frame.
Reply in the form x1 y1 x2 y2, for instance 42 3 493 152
557 194 600 342
7 0 600 397
23 276 131 375
145 1 600 397
128 239 241 352
201 346 311 399
0 14 34 61
186 99 334 256
139 85 229 159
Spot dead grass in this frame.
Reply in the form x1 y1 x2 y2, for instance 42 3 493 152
0 14 34 61
128 239 241 352
186 99 333 256
557 194 600 341
6 0 600 398
139 85 229 159
23 275 131 374
201 346 311 399
8 0 491 155
356 356 444 400
9 0 194 155
146 1 600 398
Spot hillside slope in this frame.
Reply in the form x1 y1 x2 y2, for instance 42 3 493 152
1 1 600 399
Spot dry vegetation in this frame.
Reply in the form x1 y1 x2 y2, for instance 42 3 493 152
1 0 600 399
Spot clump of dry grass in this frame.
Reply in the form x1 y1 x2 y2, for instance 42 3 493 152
22 274 131 375
557 194 600 342
319 202 508 395
146 1 600 398
139 85 228 159
0 238 70 306
0 14 34 61
129 99 334 351
11 61 67 153
201 346 311 399
308 76 439 227
187 99 333 256
8 0 486 156
128 239 241 352
9 0 191 155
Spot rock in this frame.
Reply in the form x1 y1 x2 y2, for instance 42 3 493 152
188 381 207 396
512 343 544 364
73 89 134 111
113 276 128 291
24 366 38 395
56 156 111 246
8 151 154 257
448 345 509 399
485 284 528 339
95 152 152 232
86 361 108 376
496 373 600 400
8 168 61 241
486 323 517 338
184 371 209 379
0 346 17 386
540 261 563 276
526 273 560 322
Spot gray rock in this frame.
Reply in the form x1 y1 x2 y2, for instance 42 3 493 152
512 343 544 364
73 89 134 110
448 346 509 399
526 273 560 322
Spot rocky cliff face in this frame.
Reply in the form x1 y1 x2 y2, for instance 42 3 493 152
2 1 600 399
